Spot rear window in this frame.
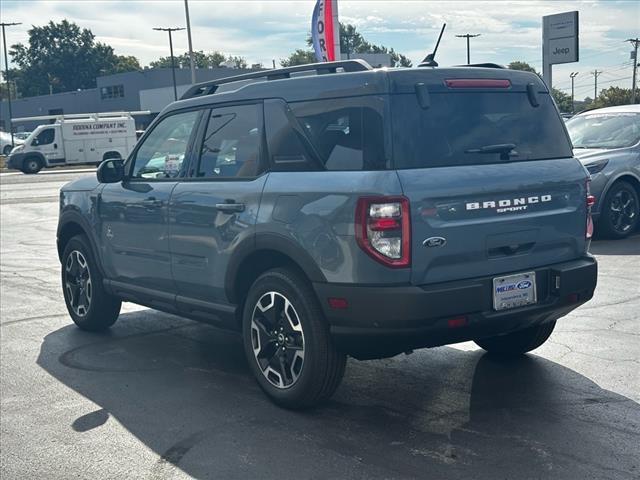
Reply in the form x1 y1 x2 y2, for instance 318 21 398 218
392 92 573 169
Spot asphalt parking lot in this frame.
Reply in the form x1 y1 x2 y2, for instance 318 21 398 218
1 170 638 480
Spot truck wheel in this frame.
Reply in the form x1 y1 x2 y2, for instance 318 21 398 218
474 320 556 357
22 157 43 174
2 144 12 156
242 268 346 409
599 180 639 239
61 235 121 332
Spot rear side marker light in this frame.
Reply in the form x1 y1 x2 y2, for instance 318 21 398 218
445 79 511 88
355 196 411 268
587 195 596 208
328 298 348 309
447 316 468 328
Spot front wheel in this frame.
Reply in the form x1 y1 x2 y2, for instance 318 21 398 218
474 320 556 357
3 144 12 156
61 235 121 331
21 156 43 174
242 268 346 409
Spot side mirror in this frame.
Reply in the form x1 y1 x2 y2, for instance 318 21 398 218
97 159 125 183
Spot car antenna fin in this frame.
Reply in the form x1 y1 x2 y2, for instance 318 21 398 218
419 23 446 67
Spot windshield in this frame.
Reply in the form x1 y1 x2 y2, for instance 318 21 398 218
566 112 640 149
391 92 572 169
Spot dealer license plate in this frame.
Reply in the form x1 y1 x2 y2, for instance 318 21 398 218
492 272 537 311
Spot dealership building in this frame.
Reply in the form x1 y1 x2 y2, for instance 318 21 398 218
0 66 258 132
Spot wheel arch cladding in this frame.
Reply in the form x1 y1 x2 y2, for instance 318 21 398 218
57 221 87 261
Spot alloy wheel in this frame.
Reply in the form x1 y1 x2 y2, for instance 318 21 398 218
250 291 305 389
64 250 92 317
609 188 637 234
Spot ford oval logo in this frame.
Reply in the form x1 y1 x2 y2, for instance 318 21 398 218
423 237 447 248
517 280 532 289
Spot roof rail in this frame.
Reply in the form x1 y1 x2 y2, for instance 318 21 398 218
180 60 372 100
454 63 506 69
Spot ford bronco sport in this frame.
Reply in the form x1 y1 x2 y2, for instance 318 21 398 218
57 60 598 408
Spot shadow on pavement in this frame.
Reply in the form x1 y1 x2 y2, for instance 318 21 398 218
38 310 639 480
590 232 640 256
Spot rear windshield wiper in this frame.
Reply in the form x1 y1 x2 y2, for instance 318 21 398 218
465 143 518 160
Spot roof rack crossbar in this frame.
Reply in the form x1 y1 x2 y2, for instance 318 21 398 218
180 60 372 100
453 63 505 69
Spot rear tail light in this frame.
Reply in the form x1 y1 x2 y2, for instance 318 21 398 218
586 180 595 240
355 196 411 268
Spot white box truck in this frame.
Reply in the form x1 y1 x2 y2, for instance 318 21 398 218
7 111 149 174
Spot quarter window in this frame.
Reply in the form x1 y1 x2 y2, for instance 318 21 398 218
197 104 262 178
131 110 199 179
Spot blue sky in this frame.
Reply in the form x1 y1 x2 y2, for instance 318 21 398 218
2 0 639 99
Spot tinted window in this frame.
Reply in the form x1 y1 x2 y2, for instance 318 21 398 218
290 98 388 171
392 92 573 169
197 104 262 178
566 112 640 149
131 110 199 179
33 128 55 146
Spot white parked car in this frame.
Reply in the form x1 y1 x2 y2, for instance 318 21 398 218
0 132 25 156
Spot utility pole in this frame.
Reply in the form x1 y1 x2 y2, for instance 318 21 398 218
626 38 640 103
183 0 196 84
570 72 579 113
591 70 602 101
1 21 22 149
455 33 480 64
153 27 185 101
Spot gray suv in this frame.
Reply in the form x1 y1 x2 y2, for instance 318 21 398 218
57 61 598 408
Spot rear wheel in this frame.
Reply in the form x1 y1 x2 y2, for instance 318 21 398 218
61 235 121 331
22 156 43 174
242 268 346 409
599 180 639 239
2 144 12 156
474 320 556 357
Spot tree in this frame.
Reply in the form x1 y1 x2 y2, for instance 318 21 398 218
590 86 638 109
281 22 412 68
507 61 537 73
551 88 572 113
280 49 316 67
226 55 248 69
150 50 226 69
9 20 140 97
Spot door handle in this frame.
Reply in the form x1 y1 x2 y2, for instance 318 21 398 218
215 202 245 213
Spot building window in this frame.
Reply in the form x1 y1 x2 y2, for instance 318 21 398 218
101 84 125 100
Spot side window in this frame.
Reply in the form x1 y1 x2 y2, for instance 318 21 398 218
32 128 55 146
131 110 199 179
197 104 262 178
290 98 388 171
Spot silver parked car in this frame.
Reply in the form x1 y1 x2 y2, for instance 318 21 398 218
566 104 640 239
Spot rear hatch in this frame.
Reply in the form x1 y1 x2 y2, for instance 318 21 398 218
389 68 589 285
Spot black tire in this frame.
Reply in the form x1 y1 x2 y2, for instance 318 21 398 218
2 144 12 156
242 268 346 409
474 320 556 357
61 235 121 332
21 156 43 174
598 180 639 239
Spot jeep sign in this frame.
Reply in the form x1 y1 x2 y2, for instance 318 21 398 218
542 11 579 87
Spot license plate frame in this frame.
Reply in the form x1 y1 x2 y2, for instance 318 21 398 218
492 271 537 311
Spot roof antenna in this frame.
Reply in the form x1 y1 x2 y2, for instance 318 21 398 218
419 23 446 67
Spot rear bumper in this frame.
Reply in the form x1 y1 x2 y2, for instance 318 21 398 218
313 256 597 358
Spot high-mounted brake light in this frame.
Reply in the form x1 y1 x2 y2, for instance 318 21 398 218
445 79 511 89
355 196 411 268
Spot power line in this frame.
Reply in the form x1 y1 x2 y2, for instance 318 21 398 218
626 38 640 102
591 70 603 98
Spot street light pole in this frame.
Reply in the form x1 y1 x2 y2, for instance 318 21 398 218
184 0 196 84
1 21 22 149
570 72 579 113
455 33 480 64
153 27 185 101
